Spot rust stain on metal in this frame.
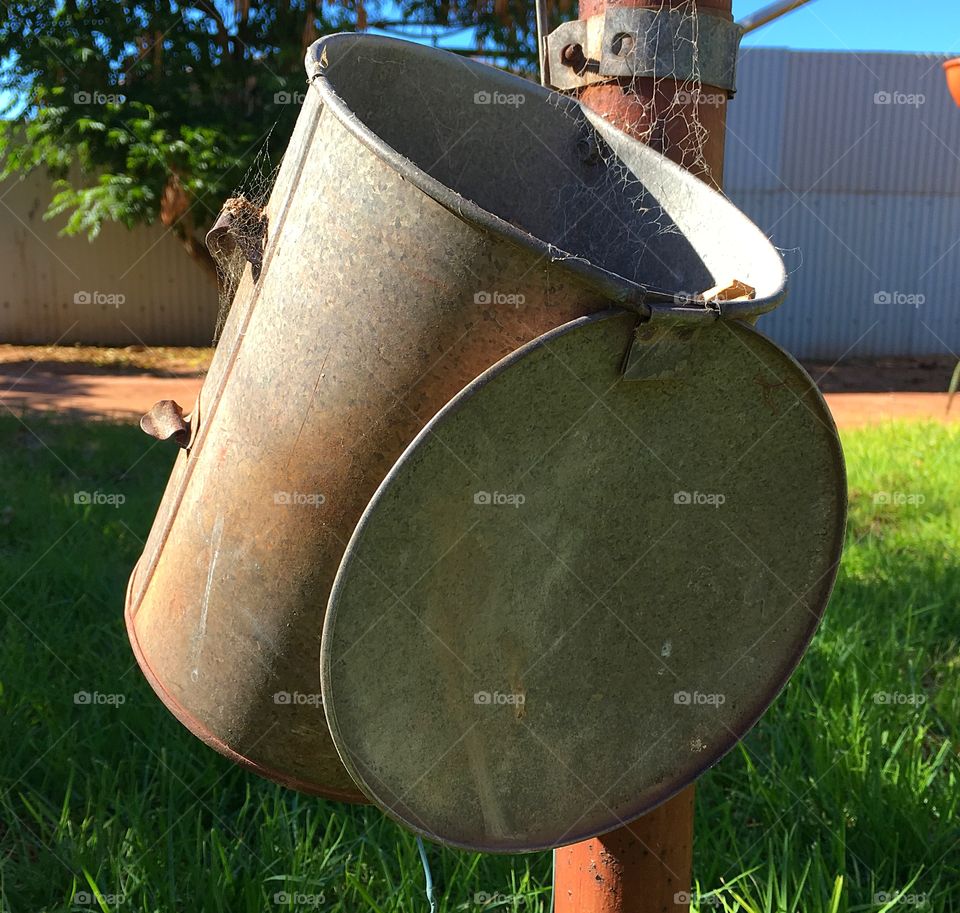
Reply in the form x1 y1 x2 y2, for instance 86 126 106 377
753 372 791 416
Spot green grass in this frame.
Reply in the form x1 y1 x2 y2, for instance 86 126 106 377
0 415 957 913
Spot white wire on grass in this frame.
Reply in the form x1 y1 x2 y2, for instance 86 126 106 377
416 835 437 913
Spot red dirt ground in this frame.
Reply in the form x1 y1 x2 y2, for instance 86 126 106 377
824 392 957 429
0 361 204 423
0 349 958 430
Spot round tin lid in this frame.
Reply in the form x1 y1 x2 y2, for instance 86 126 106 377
321 310 846 852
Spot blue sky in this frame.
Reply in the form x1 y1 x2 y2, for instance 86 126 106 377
737 0 959 54
374 1 956 59
5 0 953 116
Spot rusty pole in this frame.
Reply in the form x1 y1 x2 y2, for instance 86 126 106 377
553 1 733 911
554 786 697 913
577 0 734 187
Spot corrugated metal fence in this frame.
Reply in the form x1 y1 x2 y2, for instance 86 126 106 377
728 48 960 358
2 47 958 355
0 169 217 346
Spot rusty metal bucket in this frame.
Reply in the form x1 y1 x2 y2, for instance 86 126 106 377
125 33 807 807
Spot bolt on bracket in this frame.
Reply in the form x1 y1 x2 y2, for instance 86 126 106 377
545 8 743 93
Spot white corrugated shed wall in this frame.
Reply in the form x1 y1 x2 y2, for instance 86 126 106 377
3 48 958 354
0 169 218 345
727 47 960 359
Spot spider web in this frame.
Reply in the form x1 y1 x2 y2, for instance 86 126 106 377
209 134 282 343
532 0 755 303
587 0 717 181
546 0 720 213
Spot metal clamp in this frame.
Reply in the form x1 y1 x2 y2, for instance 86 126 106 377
545 8 743 93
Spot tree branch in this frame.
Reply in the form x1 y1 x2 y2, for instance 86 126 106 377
183 0 231 55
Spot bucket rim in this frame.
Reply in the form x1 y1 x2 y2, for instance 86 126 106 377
304 32 787 318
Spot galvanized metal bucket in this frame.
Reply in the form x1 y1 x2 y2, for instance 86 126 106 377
125 33 822 819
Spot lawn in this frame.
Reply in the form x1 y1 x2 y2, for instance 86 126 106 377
0 415 956 913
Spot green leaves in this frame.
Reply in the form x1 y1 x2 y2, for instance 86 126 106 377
0 1 542 274
0 2 320 262
947 362 960 412
47 173 152 238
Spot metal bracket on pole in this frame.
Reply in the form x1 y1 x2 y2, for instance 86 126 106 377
545 8 743 93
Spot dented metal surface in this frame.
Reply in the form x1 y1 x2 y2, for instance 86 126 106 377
125 34 801 804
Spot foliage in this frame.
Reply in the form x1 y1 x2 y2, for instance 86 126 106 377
0 1 556 276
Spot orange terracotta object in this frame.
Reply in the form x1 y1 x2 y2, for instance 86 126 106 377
944 58 960 108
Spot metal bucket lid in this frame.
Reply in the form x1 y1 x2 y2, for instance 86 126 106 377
320 310 846 852
306 34 787 321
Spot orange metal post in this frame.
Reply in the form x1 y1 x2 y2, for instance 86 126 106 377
554 786 696 913
554 1 733 910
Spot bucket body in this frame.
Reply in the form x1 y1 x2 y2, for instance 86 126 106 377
126 34 787 799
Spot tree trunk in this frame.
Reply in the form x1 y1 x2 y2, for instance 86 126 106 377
177 225 220 287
